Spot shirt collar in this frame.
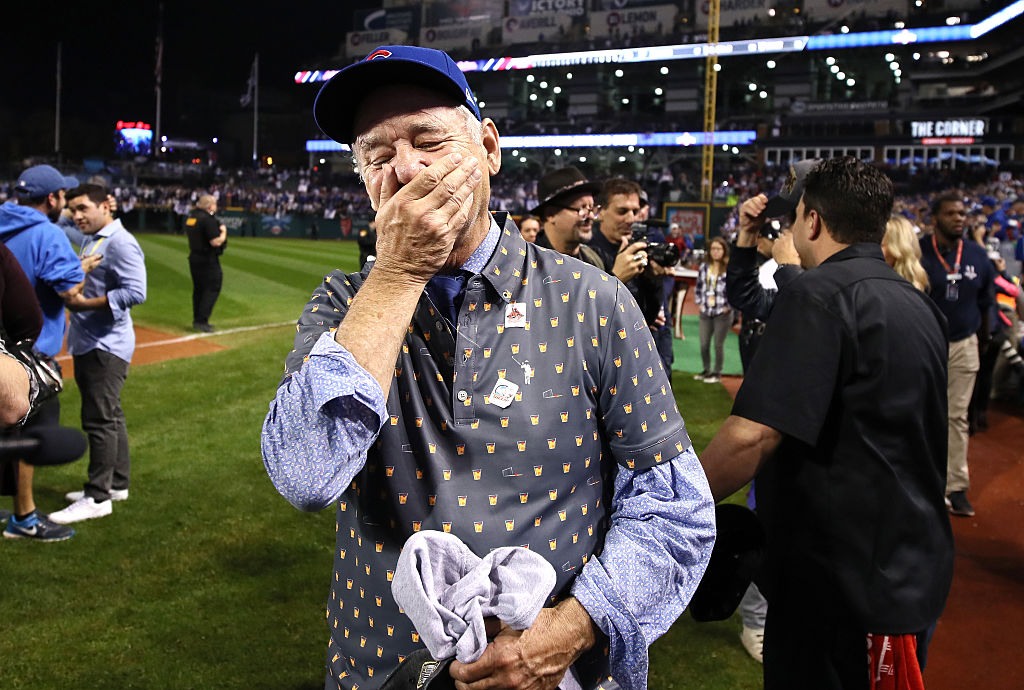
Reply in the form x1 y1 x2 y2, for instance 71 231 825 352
821 242 886 265
473 212 529 305
92 218 124 239
459 214 501 275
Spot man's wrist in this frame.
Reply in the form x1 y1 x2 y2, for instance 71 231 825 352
554 596 598 657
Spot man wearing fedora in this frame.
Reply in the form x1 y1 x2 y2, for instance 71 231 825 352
529 167 606 270
261 45 715 690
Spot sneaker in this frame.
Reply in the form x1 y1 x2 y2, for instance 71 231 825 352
49 496 112 524
946 491 975 517
192 322 214 333
703 374 721 383
739 626 764 663
65 488 129 503
693 372 710 381
3 512 75 541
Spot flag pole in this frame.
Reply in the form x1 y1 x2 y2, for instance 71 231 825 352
155 2 164 157
55 42 62 160
252 53 259 165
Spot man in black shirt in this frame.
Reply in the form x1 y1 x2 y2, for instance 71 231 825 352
701 158 953 688
185 195 227 333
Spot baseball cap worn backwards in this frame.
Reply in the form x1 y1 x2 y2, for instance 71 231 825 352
16 165 79 197
763 158 820 219
314 45 482 145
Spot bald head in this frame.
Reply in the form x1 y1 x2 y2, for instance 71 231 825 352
197 195 217 212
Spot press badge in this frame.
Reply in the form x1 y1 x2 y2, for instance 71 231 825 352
504 302 527 328
489 379 519 408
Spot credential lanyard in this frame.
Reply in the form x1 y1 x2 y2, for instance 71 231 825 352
931 235 963 302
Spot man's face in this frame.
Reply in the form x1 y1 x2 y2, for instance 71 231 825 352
519 217 540 243
599 192 641 243
68 195 110 235
546 193 595 246
934 200 966 240
208 200 218 215
45 189 66 222
352 85 497 246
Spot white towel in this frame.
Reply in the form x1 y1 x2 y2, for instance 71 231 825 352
392 530 582 690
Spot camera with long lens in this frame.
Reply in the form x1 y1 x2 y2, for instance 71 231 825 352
630 221 681 267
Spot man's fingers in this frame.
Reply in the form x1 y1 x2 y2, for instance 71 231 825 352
398 152 470 204
428 156 481 213
622 240 648 254
377 164 401 209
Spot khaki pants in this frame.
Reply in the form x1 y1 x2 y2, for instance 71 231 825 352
947 334 979 494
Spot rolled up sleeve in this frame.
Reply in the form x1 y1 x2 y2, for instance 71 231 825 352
262 332 387 512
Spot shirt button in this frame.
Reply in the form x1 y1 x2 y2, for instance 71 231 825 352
457 390 468 401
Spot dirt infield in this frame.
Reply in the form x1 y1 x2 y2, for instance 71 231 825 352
55 325 227 378
720 376 1023 689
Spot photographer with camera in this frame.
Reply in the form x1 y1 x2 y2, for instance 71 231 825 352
727 179 807 373
590 179 680 375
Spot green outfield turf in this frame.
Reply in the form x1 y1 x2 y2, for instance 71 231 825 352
2 235 760 689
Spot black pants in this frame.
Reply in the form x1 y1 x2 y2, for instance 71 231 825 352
74 349 130 502
189 255 222 325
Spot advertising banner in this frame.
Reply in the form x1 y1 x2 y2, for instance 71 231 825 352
509 0 587 16
421 20 494 51
589 3 678 37
693 0 769 30
344 29 409 57
503 12 575 44
352 7 420 34
802 0 908 23
591 0 673 9
425 0 504 26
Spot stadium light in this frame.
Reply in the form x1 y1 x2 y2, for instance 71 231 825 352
837 71 846 79
826 56 836 65
554 148 562 155
840 25 850 33
546 99 554 107
660 67 669 75
530 93 538 101
654 87 663 95
566 72 572 79
847 78 856 86
579 156 586 162
212 137 219 144
759 91 767 99
478 100 486 107
884 52 895 61
713 63 721 71
621 98 630 104
749 83 757 91
526 74 535 82
831 65 840 73
539 81 548 88
767 60 776 68
520 156 527 162
615 69 624 77
553 86 562 94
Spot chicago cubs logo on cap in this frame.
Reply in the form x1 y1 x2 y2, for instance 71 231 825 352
366 49 392 61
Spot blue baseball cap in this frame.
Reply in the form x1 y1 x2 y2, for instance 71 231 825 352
314 45 482 145
16 164 79 197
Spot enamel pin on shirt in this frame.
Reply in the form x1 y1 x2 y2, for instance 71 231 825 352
504 302 527 328
489 379 519 408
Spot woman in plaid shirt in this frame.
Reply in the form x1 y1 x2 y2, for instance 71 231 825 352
694 237 733 383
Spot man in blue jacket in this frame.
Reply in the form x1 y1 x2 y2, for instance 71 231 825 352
0 164 97 542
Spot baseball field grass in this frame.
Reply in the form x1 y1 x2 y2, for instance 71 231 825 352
1 234 760 689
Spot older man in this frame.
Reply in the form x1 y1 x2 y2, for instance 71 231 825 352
701 158 953 688
261 46 714 690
